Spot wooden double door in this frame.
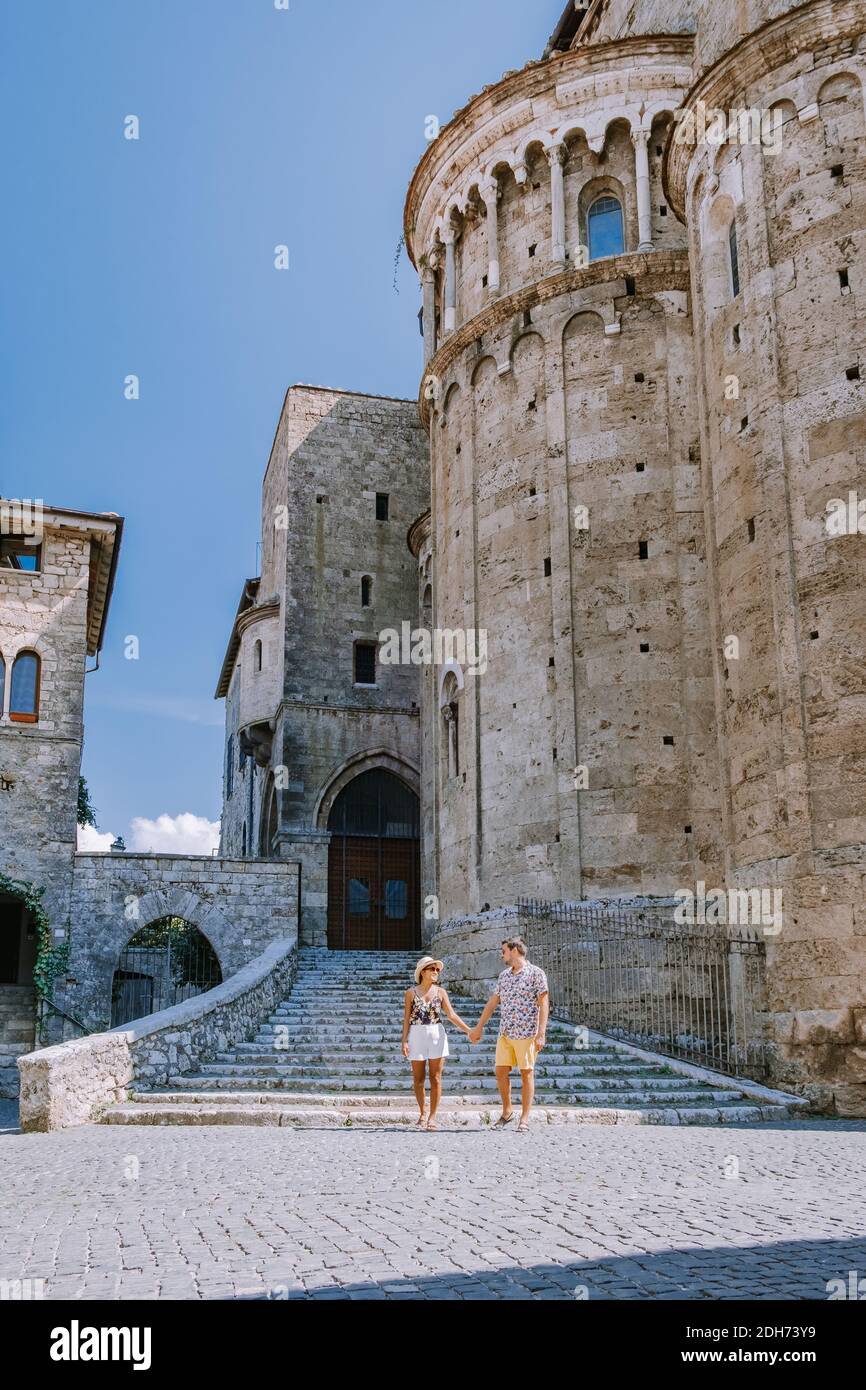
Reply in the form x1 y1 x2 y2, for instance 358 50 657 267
327 834 421 951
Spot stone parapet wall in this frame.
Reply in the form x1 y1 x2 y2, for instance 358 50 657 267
18 936 298 1131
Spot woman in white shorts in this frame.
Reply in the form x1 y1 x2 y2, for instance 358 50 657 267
401 956 473 1130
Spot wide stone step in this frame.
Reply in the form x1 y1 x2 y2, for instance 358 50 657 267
207 1056 677 1078
201 1062 680 1081
158 1074 751 1105
103 1098 794 1127
227 1049 648 1067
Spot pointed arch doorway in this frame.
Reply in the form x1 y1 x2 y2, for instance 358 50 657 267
326 769 421 951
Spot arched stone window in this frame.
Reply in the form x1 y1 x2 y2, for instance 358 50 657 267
729 220 740 298
441 670 461 779
226 734 234 797
588 195 624 260
10 650 40 722
361 575 372 608
254 638 263 672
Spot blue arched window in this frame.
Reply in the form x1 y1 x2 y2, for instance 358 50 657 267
588 196 624 260
10 651 39 722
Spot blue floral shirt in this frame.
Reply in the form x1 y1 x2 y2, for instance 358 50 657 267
496 962 549 1039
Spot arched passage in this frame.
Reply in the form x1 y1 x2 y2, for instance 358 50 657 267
326 769 421 951
110 916 223 1027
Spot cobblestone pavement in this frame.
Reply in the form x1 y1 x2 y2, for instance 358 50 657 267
1 1106 864 1300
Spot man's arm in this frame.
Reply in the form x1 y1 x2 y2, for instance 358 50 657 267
536 991 549 1050
470 992 500 1042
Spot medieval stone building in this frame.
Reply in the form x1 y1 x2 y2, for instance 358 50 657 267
216 385 428 949
403 0 866 1112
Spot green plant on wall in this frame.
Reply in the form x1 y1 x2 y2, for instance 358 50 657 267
0 871 69 1010
77 775 97 829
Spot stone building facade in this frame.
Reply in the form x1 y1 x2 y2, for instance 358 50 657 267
404 0 866 1112
0 503 122 1085
0 499 300 1092
216 386 429 948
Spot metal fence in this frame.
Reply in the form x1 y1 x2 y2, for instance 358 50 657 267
518 898 769 1079
110 917 222 1028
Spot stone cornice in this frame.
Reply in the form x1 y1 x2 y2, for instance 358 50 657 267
236 600 280 638
416 249 692 427
404 34 695 268
663 0 865 220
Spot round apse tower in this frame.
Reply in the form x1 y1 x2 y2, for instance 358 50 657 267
405 37 725 922
665 0 866 1109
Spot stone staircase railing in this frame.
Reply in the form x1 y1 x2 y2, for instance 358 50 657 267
17 937 298 1132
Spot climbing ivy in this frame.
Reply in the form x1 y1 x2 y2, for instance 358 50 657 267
0 871 69 1008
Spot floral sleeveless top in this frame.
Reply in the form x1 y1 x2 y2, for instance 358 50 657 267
410 988 443 1025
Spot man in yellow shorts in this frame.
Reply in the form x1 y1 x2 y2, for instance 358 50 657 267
469 937 549 1133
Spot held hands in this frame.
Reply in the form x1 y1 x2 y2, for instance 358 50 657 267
468 1025 483 1045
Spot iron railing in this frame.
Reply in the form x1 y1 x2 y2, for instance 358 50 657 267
110 917 222 1028
518 898 769 1079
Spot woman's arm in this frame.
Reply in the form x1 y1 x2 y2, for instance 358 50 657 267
401 989 413 1058
438 988 472 1036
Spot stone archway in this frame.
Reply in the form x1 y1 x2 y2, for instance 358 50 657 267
110 915 223 1028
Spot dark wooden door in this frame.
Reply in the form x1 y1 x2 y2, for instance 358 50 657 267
327 835 420 950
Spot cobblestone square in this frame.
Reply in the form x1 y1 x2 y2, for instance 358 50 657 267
2 1103 864 1301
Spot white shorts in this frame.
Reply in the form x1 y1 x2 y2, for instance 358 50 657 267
407 1023 449 1061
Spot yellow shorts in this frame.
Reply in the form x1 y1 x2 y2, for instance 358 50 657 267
495 1035 538 1070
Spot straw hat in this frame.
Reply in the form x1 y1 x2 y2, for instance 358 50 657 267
414 955 445 984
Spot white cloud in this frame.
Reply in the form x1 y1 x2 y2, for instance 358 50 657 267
77 824 116 852
129 813 221 856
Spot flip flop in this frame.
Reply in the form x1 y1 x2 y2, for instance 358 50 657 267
425 1119 440 1131
492 1112 515 1128
517 1119 530 1134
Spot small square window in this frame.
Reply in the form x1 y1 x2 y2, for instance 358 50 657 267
375 493 389 521
634 372 645 383
831 163 844 179
640 642 649 653
636 462 645 473
528 243 537 258
663 735 674 746
659 205 667 216
846 364 860 381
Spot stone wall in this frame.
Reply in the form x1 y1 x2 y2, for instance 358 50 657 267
218 386 429 945
0 522 92 937
18 936 298 1131
580 0 815 76
46 852 300 1039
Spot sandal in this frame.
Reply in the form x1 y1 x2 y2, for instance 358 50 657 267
415 1108 429 1129
425 1118 440 1132
517 1118 530 1134
492 1111 515 1128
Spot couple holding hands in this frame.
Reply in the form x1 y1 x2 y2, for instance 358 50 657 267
401 936 549 1133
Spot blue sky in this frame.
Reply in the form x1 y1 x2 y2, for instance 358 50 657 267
2 0 555 849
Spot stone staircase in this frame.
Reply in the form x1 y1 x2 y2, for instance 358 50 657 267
0 986 37 1099
102 948 803 1127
